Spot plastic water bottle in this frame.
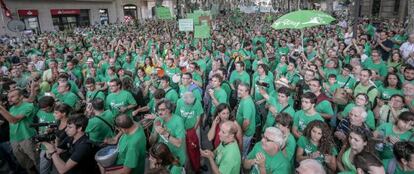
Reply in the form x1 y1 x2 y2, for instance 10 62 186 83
375 129 385 151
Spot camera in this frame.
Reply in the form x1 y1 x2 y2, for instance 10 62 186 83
292 51 300 58
33 132 57 143
30 123 58 143
256 81 270 88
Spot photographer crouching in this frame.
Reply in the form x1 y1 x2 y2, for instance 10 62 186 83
42 115 100 174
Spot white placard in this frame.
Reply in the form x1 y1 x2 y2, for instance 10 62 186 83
179 19 194 31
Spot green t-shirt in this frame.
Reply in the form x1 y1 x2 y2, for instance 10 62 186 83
236 96 256 137
162 65 181 78
210 88 227 114
297 136 338 164
214 142 241 174
195 59 207 73
221 81 232 103
192 72 203 86
116 124 146 174
293 110 324 132
285 71 301 85
379 87 403 100
362 58 388 77
122 61 136 74
165 87 179 104
153 115 187 166
229 70 251 86
174 98 204 130
105 90 137 116
376 123 414 159
86 90 106 102
56 92 79 108
353 82 379 104
315 100 334 116
51 80 80 96
323 68 339 79
9 102 37 142
133 76 150 88
263 101 295 132
277 47 290 57
247 142 291 174
285 134 297 162
85 111 115 143
36 110 55 134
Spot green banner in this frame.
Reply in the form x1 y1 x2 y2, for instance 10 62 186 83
186 13 194 19
156 7 173 20
193 11 203 25
194 24 211 39
192 10 212 24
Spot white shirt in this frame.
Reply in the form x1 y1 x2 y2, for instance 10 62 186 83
400 41 414 59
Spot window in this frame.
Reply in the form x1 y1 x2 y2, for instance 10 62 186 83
124 4 138 19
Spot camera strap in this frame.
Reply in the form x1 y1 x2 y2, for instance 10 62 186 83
94 116 115 133
341 76 351 88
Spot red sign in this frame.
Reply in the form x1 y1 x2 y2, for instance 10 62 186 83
18 9 39 16
50 9 80 15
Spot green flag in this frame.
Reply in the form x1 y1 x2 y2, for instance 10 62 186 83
156 6 173 20
194 24 210 39
193 10 204 25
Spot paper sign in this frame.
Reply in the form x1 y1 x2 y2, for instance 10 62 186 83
179 19 194 31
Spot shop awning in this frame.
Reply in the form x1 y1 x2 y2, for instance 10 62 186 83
18 9 38 16
50 9 80 15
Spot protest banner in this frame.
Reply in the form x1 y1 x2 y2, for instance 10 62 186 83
179 18 194 31
194 24 210 38
156 6 173 20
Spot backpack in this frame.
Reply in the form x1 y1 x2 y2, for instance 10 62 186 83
188 83 203 94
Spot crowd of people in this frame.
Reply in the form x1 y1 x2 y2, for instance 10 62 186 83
0 8 414 174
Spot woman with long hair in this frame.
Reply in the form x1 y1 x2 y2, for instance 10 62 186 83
387 52 403 72
144 57 155 75
53 103 72 143
134 67 150 88
296 120 337 173
337 127 376 173
207 103 242 150
378 73 403 101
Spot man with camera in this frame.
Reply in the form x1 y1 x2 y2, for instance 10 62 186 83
0 89 38 174
42 115 99 174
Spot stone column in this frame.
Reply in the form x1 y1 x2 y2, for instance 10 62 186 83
398 0 407 22
408 0 414 34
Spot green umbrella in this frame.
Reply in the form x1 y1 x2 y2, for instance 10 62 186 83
271 10 335 51
271 10 335 30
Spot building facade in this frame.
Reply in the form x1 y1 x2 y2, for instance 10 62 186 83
0 0 175 36
358 0 407 21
